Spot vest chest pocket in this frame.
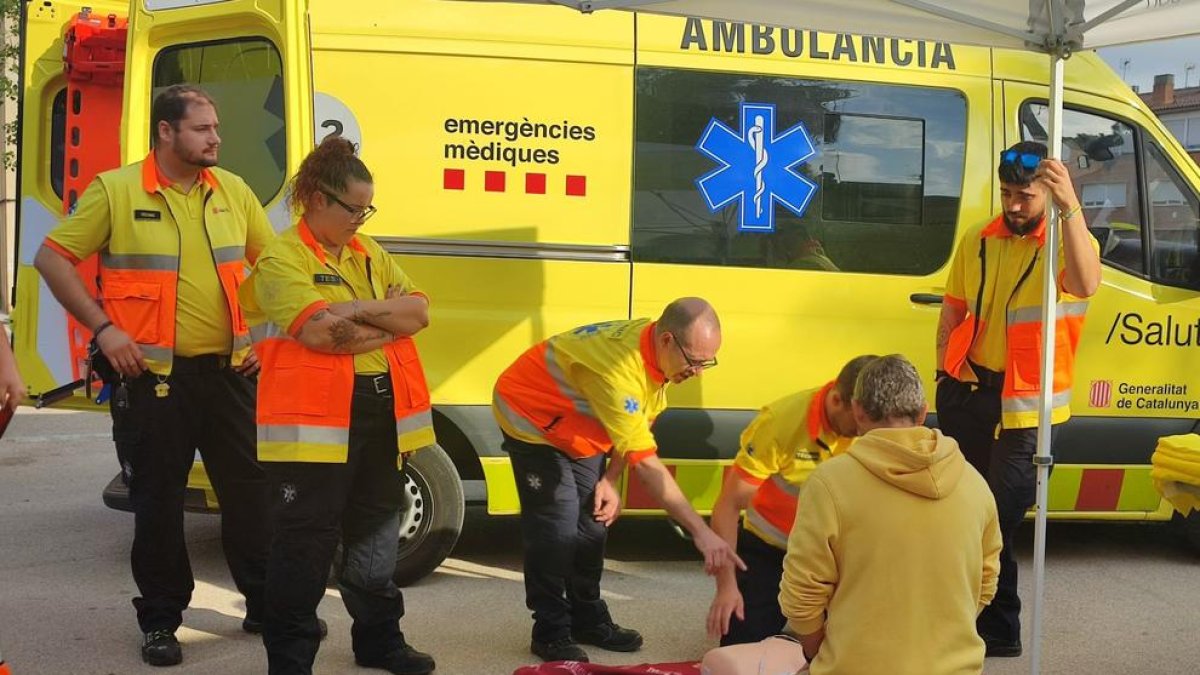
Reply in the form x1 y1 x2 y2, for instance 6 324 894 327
101 281 162 344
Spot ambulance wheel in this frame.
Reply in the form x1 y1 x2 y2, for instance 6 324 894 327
392 444 465 587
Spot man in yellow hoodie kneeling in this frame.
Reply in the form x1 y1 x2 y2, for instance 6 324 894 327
779 354 1002 675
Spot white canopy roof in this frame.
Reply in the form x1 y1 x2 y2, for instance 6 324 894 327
539 0 1200 53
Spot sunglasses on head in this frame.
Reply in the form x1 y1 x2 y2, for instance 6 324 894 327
1000 149 1043 170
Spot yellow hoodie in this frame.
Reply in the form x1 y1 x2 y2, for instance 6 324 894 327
779 427 1001 675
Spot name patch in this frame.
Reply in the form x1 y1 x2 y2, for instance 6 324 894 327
133 209 161 221
313 273 342 285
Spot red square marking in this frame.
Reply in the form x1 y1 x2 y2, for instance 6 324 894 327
625 463 676 510
484 171 506 192
565 175 587 197
1075 469 1124 511
525 173 547 195
443 168 464 190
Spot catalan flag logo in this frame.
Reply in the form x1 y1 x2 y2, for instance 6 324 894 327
1089 380 1113 408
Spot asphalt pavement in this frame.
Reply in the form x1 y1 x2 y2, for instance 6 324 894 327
1 409 1198 674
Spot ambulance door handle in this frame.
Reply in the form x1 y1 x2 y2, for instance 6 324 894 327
910 293 943 305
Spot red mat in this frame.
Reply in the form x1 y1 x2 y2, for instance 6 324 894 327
513 661 701 675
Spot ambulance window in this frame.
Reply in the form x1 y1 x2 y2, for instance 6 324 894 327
50 88 67 200
1143 141 1200 289
152 38 286 205
631 69 966 276
1021 103 1144 275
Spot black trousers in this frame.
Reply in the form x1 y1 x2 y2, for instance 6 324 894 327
936 376 1057 645
262 378 410 675
720 527 786 646
111 355 269 634
505 433 612 644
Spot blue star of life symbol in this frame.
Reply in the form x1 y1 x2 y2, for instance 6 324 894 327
623 396 639 414
695 102 819 233
573 321 614 337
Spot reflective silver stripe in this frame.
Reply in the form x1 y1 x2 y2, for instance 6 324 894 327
249 322 289 344
397 409 433 434
1002 389 1073 413
744 509 789 549
769 473 800 498
232 333 252 351
212 245 246 265
1007 301 1089 325
139 344 174 363
544 342 594 416
257 424 350 445
101 253 178 271
493 390 544 439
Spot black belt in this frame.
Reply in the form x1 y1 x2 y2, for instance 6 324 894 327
170 354 230 374
353 373 393 397
969 361 1005 390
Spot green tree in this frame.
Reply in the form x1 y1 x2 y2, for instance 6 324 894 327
1 0 19 169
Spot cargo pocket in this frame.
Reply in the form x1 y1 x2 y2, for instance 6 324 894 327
100 281 161 344
391 338 431 409
262 361 336 416
217 266 249 334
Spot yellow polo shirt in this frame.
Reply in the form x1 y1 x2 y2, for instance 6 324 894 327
46 159 274 356
248 221 420 374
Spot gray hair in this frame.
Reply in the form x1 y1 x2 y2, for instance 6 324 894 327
853 354 925 423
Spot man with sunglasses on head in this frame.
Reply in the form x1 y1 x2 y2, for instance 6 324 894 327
493 297 745 663
935 140 1100 658
34 84 277 666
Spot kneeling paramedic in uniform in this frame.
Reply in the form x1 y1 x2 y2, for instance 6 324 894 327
780 355 1002 675
240 136 436 675
34 85 275 667
706 355 875 646
936 141 1100 658
493 298 745 663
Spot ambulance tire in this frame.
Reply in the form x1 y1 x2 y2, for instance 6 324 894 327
393 444 465 586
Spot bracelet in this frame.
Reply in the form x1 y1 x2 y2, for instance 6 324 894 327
1059 203 1082 222
93 320 114 338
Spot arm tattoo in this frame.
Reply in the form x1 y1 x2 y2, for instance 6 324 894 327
936 322 951 349
328 317 389 352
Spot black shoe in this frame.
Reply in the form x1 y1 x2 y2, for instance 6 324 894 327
356 642 437 675
141 630 182 667
530 638 589 663
571 622 643 652
242 617 328 640
983 637 1022 657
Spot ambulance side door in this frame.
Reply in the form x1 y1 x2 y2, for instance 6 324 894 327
1004 81 1200 515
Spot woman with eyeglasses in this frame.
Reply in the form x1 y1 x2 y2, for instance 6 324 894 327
239 135 436 675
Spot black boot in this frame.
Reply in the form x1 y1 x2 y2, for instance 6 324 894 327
141 630 182 667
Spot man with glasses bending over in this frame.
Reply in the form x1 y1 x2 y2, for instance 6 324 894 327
936 141 1100 658
493 297 745 663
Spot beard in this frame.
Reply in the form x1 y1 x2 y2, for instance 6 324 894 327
178 145 218 168
1003 213 1040 236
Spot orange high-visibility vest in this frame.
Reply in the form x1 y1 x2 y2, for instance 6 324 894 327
943 214 1090 429
45 153 255 375
241 223 435 463
493 318 668 465
735 383 850 549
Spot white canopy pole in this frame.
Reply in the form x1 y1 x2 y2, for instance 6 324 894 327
1031 45 1066 675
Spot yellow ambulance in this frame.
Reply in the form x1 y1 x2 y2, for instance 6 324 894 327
12 0 1200 584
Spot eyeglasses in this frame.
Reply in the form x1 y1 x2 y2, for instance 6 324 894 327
999 149 1043 170
668 332 718 371
322 189 377 223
